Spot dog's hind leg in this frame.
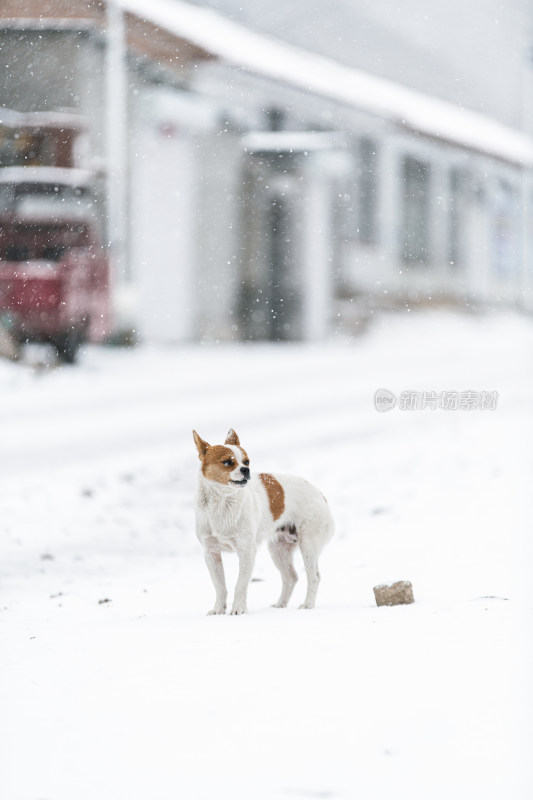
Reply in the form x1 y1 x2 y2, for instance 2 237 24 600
268 535 298 608
298 514 333 609
298 536 321 610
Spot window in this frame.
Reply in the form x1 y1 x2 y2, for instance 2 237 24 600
0 125 73 168
4 244 29 261
492 180 519 276
356 138 379 244
401 156 431 264
448 168 467 268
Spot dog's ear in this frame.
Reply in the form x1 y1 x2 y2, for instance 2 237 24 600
225 428 240 446
193 430 210 459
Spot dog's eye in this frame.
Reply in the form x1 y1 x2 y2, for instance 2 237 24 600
243 460 250 466
222 459 234 467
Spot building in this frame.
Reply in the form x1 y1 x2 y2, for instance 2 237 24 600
1 0 532 343
185 0 533 135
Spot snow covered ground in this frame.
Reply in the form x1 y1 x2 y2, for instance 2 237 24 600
1 309 532 800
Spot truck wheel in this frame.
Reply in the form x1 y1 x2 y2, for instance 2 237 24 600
0 317 21 361
56 329 81 364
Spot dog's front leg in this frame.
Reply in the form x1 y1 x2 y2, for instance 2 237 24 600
204 545 228 615
231 544 256 615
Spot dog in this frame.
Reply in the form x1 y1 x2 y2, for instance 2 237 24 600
193 428 334 615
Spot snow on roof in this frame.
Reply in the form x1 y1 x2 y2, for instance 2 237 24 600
0 108 87 131
117 0 533 167
0 18 98 31
0 167 94 187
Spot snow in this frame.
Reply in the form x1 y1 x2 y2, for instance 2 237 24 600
1 309 532 799
0 166 94 188
117 0 533 166
0 107 87 131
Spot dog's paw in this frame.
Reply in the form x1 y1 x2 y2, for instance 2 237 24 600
207 607 226 616
298 602 315 610
230 606 247 615
271 601 288 609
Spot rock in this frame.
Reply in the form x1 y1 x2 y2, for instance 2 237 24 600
373 580 414 607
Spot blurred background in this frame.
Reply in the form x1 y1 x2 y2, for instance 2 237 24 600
2 5 533 799
1 0 533 356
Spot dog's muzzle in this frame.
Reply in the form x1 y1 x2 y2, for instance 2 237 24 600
231 467 250 486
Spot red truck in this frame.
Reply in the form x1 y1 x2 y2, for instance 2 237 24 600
0 166 110 362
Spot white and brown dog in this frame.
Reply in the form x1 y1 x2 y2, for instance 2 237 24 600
193 428 334 615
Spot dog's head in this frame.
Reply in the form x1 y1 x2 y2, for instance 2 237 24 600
192 429 251 488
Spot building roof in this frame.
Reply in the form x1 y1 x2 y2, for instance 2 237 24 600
0 108 87 131
183 1 529 134
117 0 533 166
